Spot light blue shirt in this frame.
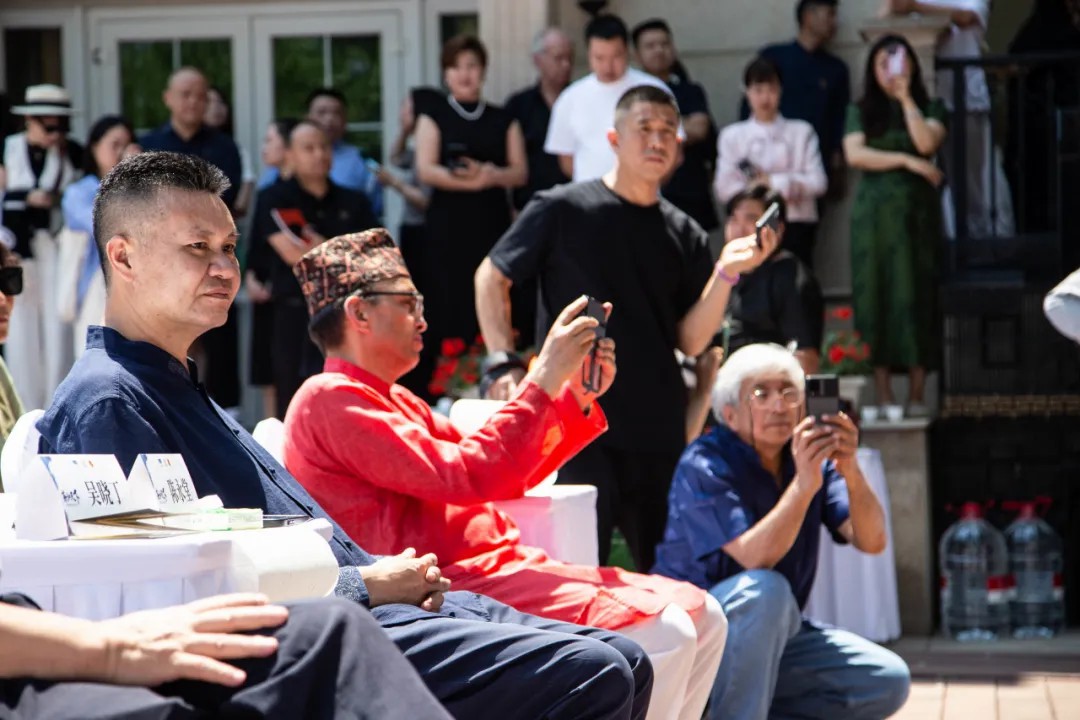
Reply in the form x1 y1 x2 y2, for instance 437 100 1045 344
259 141 383 217
60 174 101 309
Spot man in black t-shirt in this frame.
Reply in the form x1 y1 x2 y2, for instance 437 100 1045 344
632 19 719 233
476 85 777 570
247 121 377 418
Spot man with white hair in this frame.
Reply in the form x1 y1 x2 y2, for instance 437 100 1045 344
653 343 911 719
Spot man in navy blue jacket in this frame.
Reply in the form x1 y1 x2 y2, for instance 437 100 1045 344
38 151 653 720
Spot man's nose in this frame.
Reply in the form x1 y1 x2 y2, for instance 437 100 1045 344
208 252 239 278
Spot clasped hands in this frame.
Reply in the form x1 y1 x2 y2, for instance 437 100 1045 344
360 548 452 613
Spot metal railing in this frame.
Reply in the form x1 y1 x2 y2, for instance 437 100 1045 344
935 52 1080 282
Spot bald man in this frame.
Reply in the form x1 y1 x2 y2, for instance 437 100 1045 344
140 67 243 211
505 28 574 210
140 66 244 409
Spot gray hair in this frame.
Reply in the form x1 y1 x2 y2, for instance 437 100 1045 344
532 27 569 56
711 343 805 423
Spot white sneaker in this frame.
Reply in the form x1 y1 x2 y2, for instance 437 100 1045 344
884 404 904 422
860 405 881 423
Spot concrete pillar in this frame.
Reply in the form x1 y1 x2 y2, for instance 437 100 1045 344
862 418 935 636
478 0 551 104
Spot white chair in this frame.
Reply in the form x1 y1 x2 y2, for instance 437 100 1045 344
1 409 45 495
449 399 599 565
252 417 286 464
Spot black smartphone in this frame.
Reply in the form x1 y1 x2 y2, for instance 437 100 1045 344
585 296 607 339
754 201 781 249
737 159 756 178
446 142 469 170
805 374 840 420
582 296 607 392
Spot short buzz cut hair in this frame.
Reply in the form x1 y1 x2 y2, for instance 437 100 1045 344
614 85 679 126
630 18 672 48
305 87 347 110
92 151 230 285
796 0 838 25
585 14 629 45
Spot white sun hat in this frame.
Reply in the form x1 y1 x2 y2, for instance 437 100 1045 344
10 84 77 116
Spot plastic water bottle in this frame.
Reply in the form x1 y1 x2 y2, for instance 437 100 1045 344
1003 498 1065 639
939 502 1011 641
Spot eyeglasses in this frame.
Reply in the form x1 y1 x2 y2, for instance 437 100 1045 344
361 290 424 317
747 385 803 409
41 124 63 135
0 267 23 297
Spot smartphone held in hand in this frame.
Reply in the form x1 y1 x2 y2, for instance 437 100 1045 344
886 46 906 78
582 296 607 393
805 374 840 420
754 202 781 249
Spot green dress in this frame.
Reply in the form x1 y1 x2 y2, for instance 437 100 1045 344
846 100 945 369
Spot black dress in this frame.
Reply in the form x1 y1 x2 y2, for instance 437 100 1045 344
420 98 514 375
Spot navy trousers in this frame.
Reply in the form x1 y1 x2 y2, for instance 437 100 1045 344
386 594 654 720
0 596 452 720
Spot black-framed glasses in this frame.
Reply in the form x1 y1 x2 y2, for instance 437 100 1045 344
361 291 423 317
0 267 23 297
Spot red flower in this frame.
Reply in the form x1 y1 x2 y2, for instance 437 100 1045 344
441 338 467 357
428 382 446 396
832 306 854 321
462 372 479 385
828 346 845 364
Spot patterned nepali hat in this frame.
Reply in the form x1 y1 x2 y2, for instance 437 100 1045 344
294 228 411 324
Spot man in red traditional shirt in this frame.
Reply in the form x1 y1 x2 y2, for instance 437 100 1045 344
284 229 727 720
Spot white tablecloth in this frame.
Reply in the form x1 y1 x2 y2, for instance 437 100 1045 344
803 448 902 642
0 519 339 620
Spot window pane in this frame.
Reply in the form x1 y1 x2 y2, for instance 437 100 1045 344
330 35 381 158
4 28 63 137
120 41 173 134
272 36 324 119
179 39 233 106
440 13 479 45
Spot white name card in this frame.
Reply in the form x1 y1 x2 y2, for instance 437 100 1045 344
128 454 200 511
44 455 136 521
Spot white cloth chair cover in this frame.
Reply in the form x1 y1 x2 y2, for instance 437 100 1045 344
0 409 44 495
449 399 599 565
252 417 286 464
803 447 903 642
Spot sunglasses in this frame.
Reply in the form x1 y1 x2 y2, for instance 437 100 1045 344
0 267 23 297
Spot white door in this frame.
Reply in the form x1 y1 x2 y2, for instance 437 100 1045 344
90 14 251 146
252 11 405 166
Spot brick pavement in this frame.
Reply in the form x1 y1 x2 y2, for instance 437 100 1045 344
889 676 1080 719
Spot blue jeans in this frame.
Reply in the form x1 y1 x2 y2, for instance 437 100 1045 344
708 569 910 720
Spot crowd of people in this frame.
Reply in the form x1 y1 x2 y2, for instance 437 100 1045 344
0 0 1019 717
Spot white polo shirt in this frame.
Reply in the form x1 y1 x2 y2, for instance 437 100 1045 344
544 67 675 182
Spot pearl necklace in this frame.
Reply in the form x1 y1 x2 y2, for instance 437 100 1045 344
447 95 485 121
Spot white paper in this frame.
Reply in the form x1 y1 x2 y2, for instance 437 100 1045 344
14 457 70 540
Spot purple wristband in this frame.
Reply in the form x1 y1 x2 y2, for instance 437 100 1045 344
715 265 740 285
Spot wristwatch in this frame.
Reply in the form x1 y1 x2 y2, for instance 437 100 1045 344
479 351 527 396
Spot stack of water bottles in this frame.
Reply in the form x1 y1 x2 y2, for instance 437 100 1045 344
939 498 1065 641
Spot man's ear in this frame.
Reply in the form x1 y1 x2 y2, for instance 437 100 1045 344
721 404 738 428
606 127 618 149
343 295 370 333
105 235 135 284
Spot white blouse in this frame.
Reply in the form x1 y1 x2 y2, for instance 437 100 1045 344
714 116 827 223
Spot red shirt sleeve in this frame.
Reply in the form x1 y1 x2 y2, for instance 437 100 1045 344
296 376 605 506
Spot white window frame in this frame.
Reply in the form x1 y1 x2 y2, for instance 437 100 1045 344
0 7 88 139
422 0 479 87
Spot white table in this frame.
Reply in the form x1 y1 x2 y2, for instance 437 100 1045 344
803 447 903 642
0 520 339 621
